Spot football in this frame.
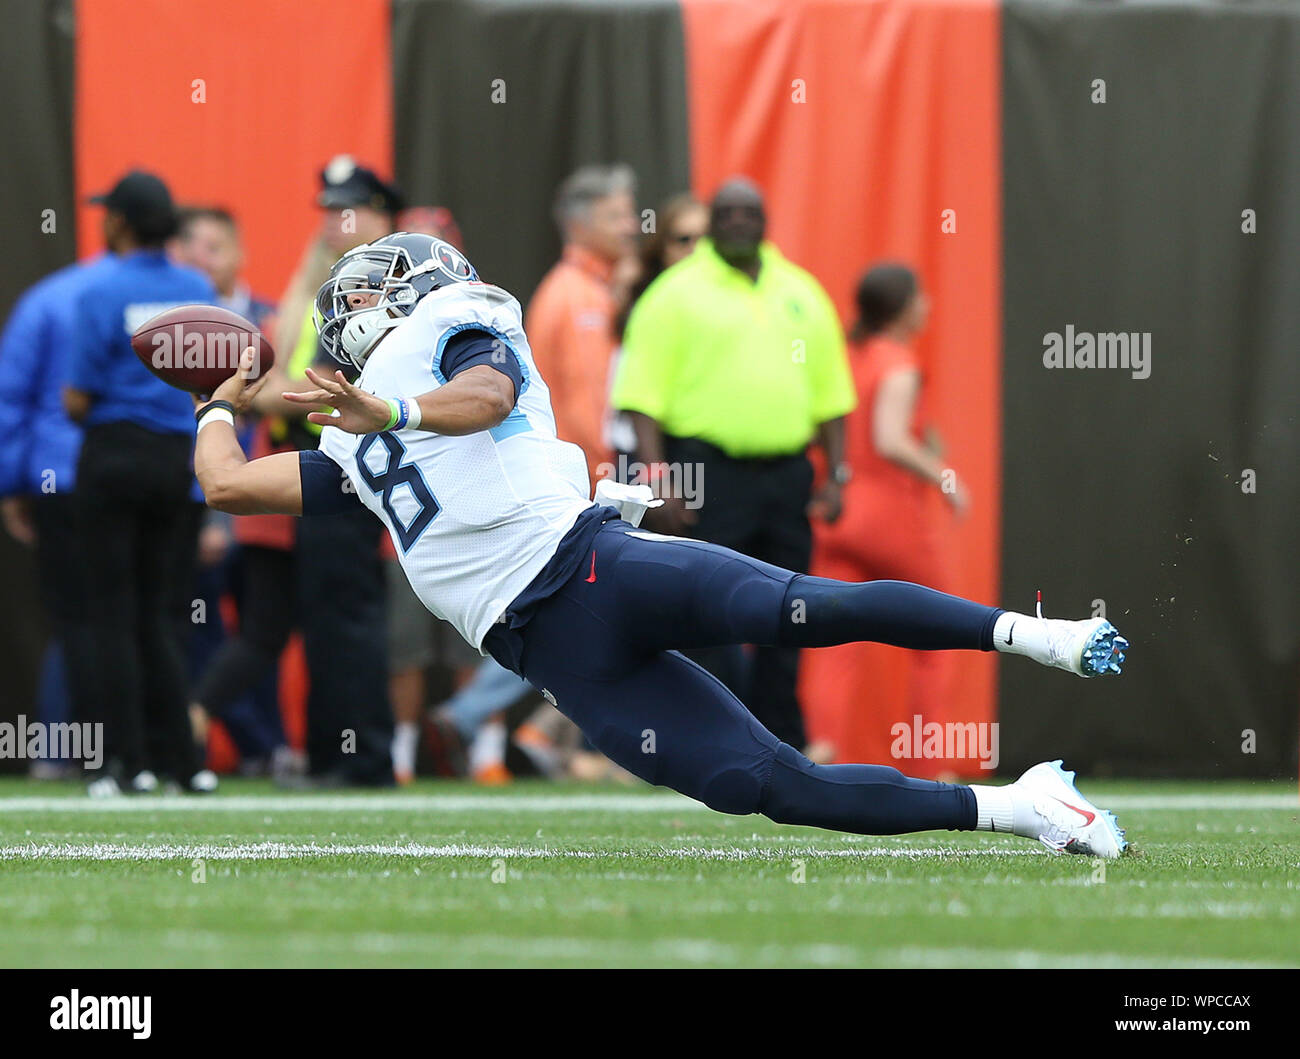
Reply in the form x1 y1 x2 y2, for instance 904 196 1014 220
130 304 275 394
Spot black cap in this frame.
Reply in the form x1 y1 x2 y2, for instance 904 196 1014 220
316 154 404 214
88 170 178 238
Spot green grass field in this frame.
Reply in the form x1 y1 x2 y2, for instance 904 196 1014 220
0 777 1296 968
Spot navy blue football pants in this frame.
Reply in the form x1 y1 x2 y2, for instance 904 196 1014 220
503 524 999 835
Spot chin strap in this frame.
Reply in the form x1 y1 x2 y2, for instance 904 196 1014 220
340 307 400 369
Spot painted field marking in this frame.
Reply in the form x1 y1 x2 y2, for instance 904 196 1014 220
0 841 1046 862
0 792 1293 814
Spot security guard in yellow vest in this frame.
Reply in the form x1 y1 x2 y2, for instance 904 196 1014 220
612 178 856 753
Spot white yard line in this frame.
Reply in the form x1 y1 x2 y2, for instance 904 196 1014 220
1105 794 1298 810
0 841 1044 862
883 946 1289 970
0 793 694 813
0 791 1293 813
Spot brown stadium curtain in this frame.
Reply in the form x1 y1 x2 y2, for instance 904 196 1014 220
999 1 1300 777
0 0 76 733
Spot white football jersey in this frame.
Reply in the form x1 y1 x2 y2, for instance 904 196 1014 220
318 282 594 649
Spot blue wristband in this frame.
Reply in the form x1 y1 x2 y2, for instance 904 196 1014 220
387 397 410 431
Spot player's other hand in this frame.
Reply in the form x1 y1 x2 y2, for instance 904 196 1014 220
283 367 393 435
193 347 270 414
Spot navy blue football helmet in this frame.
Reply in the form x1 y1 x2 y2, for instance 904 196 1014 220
314 232 478 370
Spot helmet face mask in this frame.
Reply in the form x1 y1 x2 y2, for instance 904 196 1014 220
314 233 478 371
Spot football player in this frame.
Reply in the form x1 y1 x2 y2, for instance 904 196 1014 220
193 233 1130 857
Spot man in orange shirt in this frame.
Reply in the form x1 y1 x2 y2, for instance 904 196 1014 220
526 165 639 489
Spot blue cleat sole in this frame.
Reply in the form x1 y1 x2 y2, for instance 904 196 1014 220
1080 622 1129 676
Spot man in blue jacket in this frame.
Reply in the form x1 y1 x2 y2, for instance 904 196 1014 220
0 253 114 772
62 170 217 796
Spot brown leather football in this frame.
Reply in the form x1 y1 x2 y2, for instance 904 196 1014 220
130 304 275 395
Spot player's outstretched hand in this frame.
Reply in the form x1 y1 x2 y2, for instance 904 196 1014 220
283 366 393 435
192 347 270 414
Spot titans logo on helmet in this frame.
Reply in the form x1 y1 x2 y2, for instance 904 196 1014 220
434 241 474 281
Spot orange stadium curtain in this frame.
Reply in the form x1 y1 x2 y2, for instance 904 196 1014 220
75 0 393 302
681 0 1002 775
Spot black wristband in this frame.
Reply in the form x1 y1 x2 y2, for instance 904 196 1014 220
195 399 236 424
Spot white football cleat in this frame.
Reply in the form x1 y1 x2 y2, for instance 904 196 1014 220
1015 759 1128 859
997 596 1129 677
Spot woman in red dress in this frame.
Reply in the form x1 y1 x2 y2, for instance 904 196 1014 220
802 264 970 773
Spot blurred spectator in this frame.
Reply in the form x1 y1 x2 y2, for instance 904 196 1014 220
62 170 217 795
171 206 292 776
803 264 968 760
611 177 856 757
188 504 293 776
172 206 277 327
0 248 117 777
426 661 543 784
267 154 402 379
615 192 707 339
526 164 639 488
396 206 463 250
608 192 707 470
844 264 968 517
257 156 403 787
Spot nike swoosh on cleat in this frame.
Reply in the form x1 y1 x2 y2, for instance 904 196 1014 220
1052 796 1096 826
